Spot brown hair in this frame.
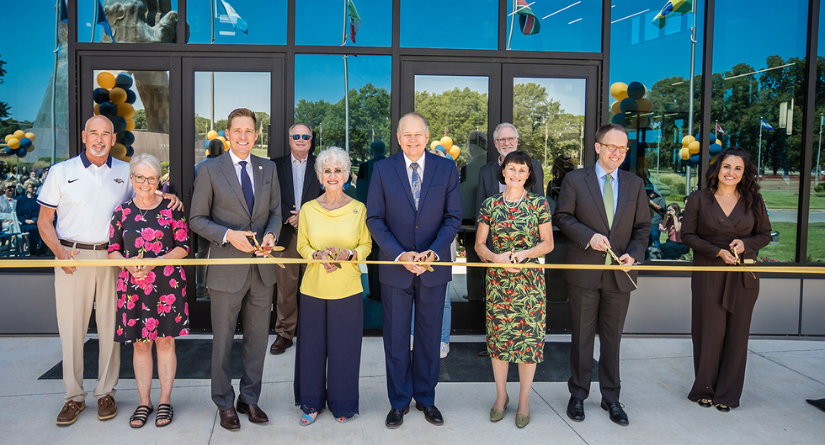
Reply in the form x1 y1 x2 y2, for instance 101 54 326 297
226 108 257 130
595 123 628 143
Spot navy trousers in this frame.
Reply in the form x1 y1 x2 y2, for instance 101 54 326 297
294 293 363 418
382 277 447 410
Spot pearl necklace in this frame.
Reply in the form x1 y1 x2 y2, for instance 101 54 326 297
503 190 526 209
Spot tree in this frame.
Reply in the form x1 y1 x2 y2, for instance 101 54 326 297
132 109 147 131
415 86 489 167
0 55 9 129
512 82 564 166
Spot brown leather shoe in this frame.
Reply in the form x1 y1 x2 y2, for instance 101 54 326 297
97 395 117 420
269 336 294 355
219 407 241 431
237 400 269 423
56 400 85 426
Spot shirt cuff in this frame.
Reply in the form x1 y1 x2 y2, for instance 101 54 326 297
222 230 229 244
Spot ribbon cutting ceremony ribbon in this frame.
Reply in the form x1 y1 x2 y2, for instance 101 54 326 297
605 246 638 289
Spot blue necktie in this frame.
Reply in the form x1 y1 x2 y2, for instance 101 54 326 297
239 160 254 213
410 162 421 210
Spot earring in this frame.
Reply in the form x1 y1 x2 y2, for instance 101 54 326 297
320 183 325 191
343 182 350 190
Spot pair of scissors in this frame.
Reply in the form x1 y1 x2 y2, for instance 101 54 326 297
246 233 286 268
606 246 638 289
730 246 756 278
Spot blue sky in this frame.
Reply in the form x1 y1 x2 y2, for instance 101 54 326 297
0 0 818 124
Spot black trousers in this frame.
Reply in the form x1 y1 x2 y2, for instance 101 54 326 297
567 271 630 403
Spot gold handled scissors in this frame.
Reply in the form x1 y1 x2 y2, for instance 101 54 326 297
606 246 638 289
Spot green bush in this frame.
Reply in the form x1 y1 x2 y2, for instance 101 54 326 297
658 173 683 186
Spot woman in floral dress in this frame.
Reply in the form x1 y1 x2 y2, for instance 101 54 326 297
475 151 554 428
108 154 189 428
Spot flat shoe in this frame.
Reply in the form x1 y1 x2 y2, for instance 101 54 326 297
715 404 731 412
129 405 153 429
490 395 509 422
155 403 173 427
515 413 530 428
299 409 323 426
697 398 712 408
336 416 351 423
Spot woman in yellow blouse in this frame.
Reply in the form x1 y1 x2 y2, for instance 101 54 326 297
294 147 371 426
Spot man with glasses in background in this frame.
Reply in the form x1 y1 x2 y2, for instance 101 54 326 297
270 123 321 354
553 123 650 427
37 115 182 426
476 123 545 213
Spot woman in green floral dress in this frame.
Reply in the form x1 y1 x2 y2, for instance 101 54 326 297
475 151 554 428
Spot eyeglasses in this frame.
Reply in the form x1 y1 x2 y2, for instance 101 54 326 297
495 137 518 144
132 174 160 184
291 134 312 141
599 143 630 153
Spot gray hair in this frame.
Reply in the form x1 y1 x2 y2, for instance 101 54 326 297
130 153 162 177
493 122 519 141
315 147 351 176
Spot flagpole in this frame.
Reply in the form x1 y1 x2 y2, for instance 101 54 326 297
92 0 98 42
816 114 823 188
52 0 59 166
344 55 350 154
210 0 215 131
685 0 698 194
758 117 763 183
507 1 516 50
342 0 348 45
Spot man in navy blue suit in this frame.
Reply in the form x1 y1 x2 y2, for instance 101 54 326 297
367 112 462 429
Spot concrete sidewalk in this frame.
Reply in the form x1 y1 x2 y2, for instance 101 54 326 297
1 335 823 445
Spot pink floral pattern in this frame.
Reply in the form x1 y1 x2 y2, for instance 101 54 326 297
109 199 190 343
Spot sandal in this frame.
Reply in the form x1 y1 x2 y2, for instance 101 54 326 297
155 403 174 427
697 398 712 408
715 404 731 413
129 405 153 428
336 416 351 423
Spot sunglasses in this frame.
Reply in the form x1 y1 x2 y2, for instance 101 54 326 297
290 134 312 141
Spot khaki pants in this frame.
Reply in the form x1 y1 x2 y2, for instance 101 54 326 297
54 249 120 402
274 232 305 340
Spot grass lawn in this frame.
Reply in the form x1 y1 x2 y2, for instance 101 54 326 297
757 221 825 263
761 190 825 210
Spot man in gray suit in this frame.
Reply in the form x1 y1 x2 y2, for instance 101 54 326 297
553 124 651 427
190 108 282 431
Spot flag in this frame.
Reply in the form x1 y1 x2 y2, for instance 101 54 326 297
216 0 249 35
652 0 692 29
347 0 361 44
761 120 774 131
96 0 114 40
716 122 726 135
515 0 540 35
59 0 68 23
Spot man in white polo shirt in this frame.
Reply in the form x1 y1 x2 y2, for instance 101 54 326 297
37 115 181 426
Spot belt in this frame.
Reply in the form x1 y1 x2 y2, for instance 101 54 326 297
60 239 109 251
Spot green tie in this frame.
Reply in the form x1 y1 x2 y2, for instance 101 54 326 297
604 173 614 265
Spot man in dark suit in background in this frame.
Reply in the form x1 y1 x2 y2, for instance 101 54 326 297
367 112 461 429
190 108 282 431
553 123 650 427
356 140 387 301
269 123 322 354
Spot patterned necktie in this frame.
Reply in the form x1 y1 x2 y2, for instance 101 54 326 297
239 160 255 213
410 162 421 210
604 173 614 265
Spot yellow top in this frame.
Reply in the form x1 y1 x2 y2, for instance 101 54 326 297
297 199 372 299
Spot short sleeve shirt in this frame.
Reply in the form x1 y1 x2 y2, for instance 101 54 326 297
38 152 133 244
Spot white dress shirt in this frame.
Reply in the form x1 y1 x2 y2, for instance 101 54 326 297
291 153 308 211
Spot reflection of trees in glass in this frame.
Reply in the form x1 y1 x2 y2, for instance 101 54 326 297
0 55 8 120
133 109 147 131
295 83 391 162
513 82 582 167
647 75 701 172
415 86 489 166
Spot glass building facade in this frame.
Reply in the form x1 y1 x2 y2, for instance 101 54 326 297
1 0 823 335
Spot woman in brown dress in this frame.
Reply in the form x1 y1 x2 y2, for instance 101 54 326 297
681 147 772 412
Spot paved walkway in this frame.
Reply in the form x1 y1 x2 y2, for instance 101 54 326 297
1 335 823 444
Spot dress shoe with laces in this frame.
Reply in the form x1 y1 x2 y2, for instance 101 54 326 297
269 335 294 355
219 407 241 431
237 400 269 423
56 400 85 426
415 402 444 426
566 396 585 422
97 395 117 420
385 408 409 429
601 400 629 426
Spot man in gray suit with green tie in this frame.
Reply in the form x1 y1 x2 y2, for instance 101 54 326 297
190 108 282 431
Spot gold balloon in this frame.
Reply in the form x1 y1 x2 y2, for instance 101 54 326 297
207 130 218 140
126 118 136 131
440 136 453 150
117 103 135 118
26 144 35 152
123 155 132 162
430 140 440 151
94 104 101 115
637 116 649 128
97 71 116 89
449 145 460 159
610 82 628 100
13 130 25 140
680 147 690 160
217 136 227 143
682 135 695 147
109 87 127 104
710 155 717 164
610 101 621 115
224 140 231 151
688 140 701 155
111 143 127 159
7 138 20 149
4 134 13 143
205 149 210 157
636 98 653 113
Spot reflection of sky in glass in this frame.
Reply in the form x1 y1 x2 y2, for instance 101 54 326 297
187 0 286 44
77 0 180 43
294 55 391 104
506 0 601 52
193 72 271 120
415 76 489 95
401 0 498 49
514 78 586 116
296 0 390 47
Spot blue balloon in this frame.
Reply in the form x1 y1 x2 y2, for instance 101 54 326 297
445 153 454 161
218 130 226 138
611 113 627 126
435 144 446 153
125 89 137 104
99 102 118 116
123 131 135 146
627 81 645 100
16 148 27 158
620 97 638 113
4 145 12 154
110 116 127 134
93 88 110 104
125 145 135 157
709 133 717 143
709 143 723 156
18 137 32 149
115 73 133 89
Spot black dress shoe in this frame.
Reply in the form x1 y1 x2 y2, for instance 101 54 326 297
601 400 629 426
219 407 241 431
566 396 585 422
269 336 294 355
415 402 444 426
385 408 409 429
236 400 269 423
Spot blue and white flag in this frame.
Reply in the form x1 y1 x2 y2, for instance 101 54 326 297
216 0 249 35
761 119 774 131
96 0 114 40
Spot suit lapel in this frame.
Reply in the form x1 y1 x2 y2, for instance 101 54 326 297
220 154 250 215
392 153 417 210
281 156 295 209
417 152 436 213
585 166 611 232
302 154 316 199
251 155 264 215
611 169 629 234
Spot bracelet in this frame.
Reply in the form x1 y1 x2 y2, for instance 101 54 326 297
347 250 354 260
